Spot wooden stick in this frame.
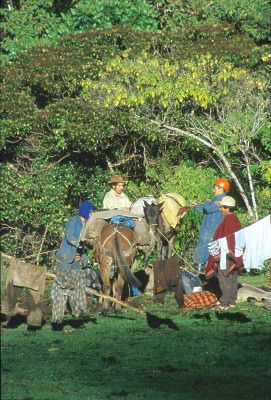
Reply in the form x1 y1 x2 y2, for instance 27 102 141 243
86 287 147 316
47 272 147 316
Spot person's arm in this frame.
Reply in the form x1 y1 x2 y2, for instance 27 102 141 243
65 218 81 247
202 199 219 215
191 202 204 214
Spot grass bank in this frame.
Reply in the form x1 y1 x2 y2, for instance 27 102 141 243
1 273 271 400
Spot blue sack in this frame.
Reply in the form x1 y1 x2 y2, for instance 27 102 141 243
131 286 142 296
124 217 135 229
110 215 125 225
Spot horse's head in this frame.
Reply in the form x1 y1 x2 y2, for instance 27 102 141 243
143 201 164 232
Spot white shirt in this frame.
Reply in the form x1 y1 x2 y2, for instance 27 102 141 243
103 189 131 210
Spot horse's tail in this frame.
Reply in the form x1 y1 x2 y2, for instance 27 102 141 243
113 233 142 289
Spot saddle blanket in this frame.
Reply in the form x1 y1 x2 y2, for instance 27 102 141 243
182 291 218 310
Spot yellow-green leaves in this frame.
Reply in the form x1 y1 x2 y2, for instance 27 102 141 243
82 52 265 112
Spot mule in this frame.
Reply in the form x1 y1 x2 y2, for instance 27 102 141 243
94 200 164 311
131 197 164 265
94 222 141 312
132 194 188 260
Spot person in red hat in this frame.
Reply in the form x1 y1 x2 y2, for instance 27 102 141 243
190 178 231 273
103 175 131 212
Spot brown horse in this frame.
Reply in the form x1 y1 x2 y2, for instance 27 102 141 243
94 222 141 313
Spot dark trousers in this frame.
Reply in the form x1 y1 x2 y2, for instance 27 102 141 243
2 260 46 326
155 283 184 308
218 263 238 307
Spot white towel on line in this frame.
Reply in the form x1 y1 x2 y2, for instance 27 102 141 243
207 215 271 270
243 215 271 269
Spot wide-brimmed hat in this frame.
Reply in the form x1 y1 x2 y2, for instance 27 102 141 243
215 196 236 207
108 175 125 184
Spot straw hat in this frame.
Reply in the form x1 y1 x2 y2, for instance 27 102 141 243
108 175 125 184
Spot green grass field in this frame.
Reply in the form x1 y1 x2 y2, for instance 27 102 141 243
1 272 271 400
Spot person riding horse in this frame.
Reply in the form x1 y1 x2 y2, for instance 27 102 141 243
103 175 131 212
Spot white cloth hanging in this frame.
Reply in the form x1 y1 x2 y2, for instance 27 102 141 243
208 215 271 270
234 229 246 257
208 240 220 256
218 237 228 270
242 215 271 270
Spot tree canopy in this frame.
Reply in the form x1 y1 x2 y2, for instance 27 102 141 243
1 0 270 266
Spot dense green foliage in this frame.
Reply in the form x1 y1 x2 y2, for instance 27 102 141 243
0 1 270 265
1 0 270 63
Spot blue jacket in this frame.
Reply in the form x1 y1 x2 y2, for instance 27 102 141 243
195 193 226 239
55 215 87 265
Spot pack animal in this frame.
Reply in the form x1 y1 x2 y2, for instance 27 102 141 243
131 198 164 265
94 222 141 313
132 193 188 260
155 193 187 260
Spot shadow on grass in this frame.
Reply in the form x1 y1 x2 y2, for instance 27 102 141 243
215 311 252 323
146 312 180 330
99 310 180 331
0 312 100 332
98 314 135 321
1 313 28 329
52 316 98 331
193 313 212 322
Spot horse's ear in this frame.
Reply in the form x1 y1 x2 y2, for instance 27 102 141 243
157 201 164 210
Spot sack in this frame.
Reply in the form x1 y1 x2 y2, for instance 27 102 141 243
157 192 186 228
181 270 202 294
124 217 135 229
110 215 125 225
134 220 152 246
85 218 108 240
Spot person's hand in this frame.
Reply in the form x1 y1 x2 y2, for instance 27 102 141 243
190 202 197 208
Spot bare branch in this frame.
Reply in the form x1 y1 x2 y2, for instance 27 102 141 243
151 119 257 221
36 224 48 266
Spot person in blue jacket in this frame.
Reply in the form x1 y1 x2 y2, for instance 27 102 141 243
190 179 230 273
55 200 96 270
52 201 96 325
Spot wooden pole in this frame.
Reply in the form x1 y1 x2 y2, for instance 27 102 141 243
47 272 147 317
86 287 147 316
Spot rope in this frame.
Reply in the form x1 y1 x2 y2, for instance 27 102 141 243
156 227 197 276
101 225 133 260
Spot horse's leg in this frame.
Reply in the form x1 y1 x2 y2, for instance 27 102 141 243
167 235 176 259
142 244 154 266
143 247 150 266
114 274 125 314
144 230 156 265
161 241 168 260
100 257 111 311
156 238 163 260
